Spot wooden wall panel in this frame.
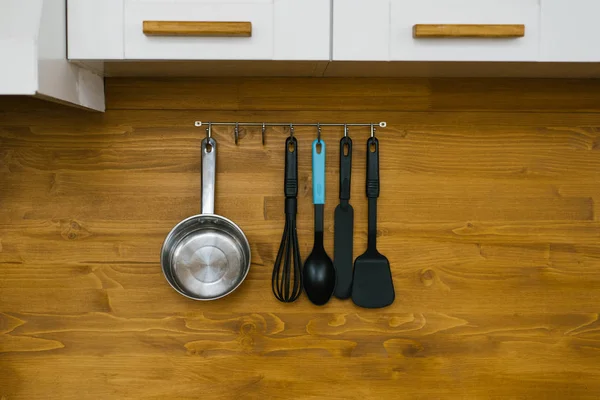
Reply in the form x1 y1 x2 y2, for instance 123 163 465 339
2 78 600 399
106 78 600 112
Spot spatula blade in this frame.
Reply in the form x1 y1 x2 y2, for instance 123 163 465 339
351 252 394 308
334 203 354 299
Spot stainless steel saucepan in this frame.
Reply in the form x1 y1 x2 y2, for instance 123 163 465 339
161 136 251 300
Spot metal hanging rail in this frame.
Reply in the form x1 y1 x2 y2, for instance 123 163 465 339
195 121 387 128
194 121 387 145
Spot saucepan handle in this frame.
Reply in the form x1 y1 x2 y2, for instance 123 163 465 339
201 137 216 214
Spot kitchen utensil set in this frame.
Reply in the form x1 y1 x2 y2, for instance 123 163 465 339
161 121 393 309
272 125 394 308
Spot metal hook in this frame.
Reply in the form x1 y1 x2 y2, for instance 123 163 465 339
234 122 239 145
206 122 212 139
317 123 321 143
289 123 294 137
370 124 376 138
344 124 348 138
262 123 266 145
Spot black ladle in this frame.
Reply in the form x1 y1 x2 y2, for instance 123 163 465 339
303 138 335 305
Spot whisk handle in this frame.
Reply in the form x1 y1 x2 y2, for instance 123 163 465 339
285 136 298 198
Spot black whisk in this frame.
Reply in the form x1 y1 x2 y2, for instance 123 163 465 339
272 134 302 302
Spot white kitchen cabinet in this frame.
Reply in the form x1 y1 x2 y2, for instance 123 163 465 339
1 0 104 111
68 0 330 61
332 0 389 61
68 0 124 60
124 0 273 60
541 0 600 62
391 0 539 62
68 0 600 65
273 0 330 61
333 0 540 62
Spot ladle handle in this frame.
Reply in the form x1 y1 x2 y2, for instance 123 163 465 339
312 139 326 205
201 137 216 214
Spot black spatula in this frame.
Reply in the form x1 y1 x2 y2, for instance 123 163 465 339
351 136 395 308
334 135 354 299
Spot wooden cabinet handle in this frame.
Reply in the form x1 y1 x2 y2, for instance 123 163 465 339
143 21 252 37
413 24 525 38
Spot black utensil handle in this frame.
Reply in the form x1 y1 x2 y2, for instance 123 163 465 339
366 137 379 199
314 204 324 234
367 137 379 250
367 197 378 250
284 136 298 199
339 136 352 201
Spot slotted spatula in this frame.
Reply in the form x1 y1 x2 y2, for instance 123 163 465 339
351 136 395 308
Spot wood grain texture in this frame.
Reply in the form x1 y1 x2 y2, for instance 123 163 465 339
2 78 600 399
413 24 525 38
143 21 252 37
105 77 600 112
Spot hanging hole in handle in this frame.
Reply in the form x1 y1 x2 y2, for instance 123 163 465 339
369 141 376 153
316 143 322 154
205 143 213 153
343 143 349 156
288 141 295 153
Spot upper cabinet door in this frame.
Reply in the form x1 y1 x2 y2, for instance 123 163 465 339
68 0 330 61
391 0 539 62
541 0 600 62
333 0 540 62
273 0 330 60
124 0 274 60
68 0 124 60
332 0 389 61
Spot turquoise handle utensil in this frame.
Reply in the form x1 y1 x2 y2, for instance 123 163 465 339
312 139 326 205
